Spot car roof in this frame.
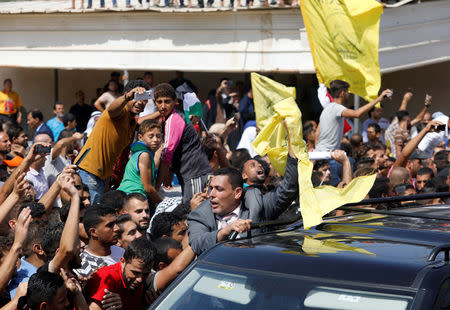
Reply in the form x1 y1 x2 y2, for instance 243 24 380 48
199 206 450 289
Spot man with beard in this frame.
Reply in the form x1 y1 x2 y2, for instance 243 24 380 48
0 131 12 181
241 158 267 188
122 193 150 238
75 80 149 204
74 205 123 278
86 238 155 310
370 144 389 176
46 102 65 141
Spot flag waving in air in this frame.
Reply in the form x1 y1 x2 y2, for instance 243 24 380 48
300 0 383 101
251 73 376 229
183 92 203 124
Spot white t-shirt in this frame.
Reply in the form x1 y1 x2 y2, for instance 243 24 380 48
418 131 445 158
315 102 347 152
74 245 125 278
97 92 118 110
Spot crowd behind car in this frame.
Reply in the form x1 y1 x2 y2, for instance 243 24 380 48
0 71 448 309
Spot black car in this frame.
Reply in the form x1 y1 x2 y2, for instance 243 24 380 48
150 204 450 310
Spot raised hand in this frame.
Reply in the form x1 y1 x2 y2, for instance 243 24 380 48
61 268 82 295
14 207 32 247
13 172 28 197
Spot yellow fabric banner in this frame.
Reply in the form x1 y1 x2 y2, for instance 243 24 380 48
251 73 376 229
300 0 383 101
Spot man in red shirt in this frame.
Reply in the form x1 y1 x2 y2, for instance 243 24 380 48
86 238 156 310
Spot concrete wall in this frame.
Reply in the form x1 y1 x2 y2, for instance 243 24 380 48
1 61 449 134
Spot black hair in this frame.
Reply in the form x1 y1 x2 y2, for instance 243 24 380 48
329 80 350 99
354 157 375 171
3 78 11 85
370 144 385 152
6 125 23 141
396 110 410 122
123 192 147 210
303 123 315 141
153 237 182 268
23 220 46 258
150 212 182 240
57 129 74 141
434 150 449 172
230 149 251 170
313 160 329 171
30 109 43 122
368 105 383 118
417 167 435 178
116 214 133 236
144 71 153 76
340 142 352 157
311 171 323 187
427 176 449 193
124 79 150 93
40 222 64 260
0 236 14 260
123 238 156 266
22 271 65 310
394 183 415 195
59 200 84 223
368 177 390 198
18 201 46 220
62 113 76 127
98 190 127 213
153 83 176 100
368 123 381 134
213 167 244 189
82 205 116 238
53 102 64 110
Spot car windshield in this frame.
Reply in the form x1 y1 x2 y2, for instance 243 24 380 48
152 264 414 310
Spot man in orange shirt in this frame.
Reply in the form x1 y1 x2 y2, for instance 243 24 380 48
74 80 149 204
0 79 23 124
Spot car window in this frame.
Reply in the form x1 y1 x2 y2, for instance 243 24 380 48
152 265 414 310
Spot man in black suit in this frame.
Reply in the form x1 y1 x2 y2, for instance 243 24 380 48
27 109 54 142
188 130 298 255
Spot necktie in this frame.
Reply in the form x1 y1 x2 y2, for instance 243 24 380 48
220 213 237 229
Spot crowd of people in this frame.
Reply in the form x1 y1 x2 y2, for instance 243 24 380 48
0 70 448 309
71 0 297 9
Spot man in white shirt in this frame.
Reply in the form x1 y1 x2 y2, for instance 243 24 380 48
74 205 124 278
25 133 51 199
315 80 392 152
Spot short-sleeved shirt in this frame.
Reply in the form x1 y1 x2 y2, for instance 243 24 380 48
315 102 347 152
362 117 390 144
0 91 22 115
86 262 145 310
46 117 65 141
9 257 37 299
74 107 136 180
74 246 124 278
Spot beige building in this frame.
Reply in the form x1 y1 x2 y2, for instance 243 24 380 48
0 0 449 129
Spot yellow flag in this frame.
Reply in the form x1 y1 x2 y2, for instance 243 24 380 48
300 0 383 101
251 73 376 229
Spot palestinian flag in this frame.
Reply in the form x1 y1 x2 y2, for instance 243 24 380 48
183 92 202 124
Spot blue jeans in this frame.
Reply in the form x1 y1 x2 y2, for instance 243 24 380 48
79 169 106 204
